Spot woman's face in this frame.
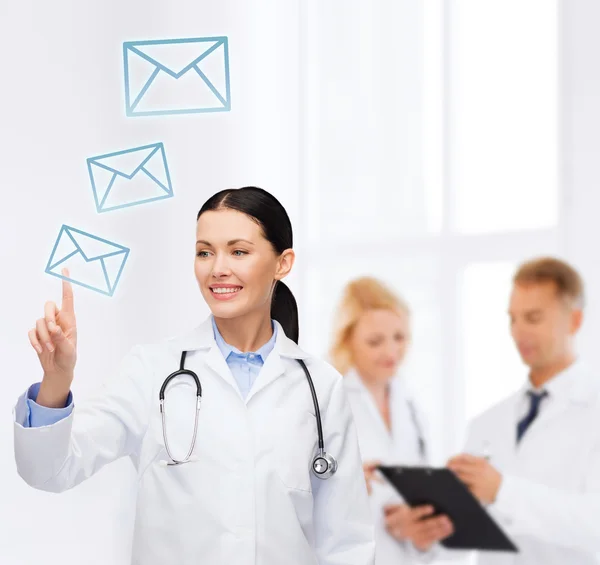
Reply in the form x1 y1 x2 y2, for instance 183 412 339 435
349 308 410 384
195 209 294 319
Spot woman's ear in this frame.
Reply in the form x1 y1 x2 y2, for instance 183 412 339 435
274 249 295 280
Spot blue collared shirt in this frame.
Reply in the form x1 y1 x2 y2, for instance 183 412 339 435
211 317 277 399
16 382 74 428
17 319 277 427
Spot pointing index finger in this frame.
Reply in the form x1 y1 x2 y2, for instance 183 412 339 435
61 268 75 313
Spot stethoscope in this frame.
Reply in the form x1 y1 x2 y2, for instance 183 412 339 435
159 351 338 479
406 399 427 461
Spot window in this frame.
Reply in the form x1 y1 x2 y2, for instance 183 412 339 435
460 262 525 421
304 0 442 243
449 0 559 234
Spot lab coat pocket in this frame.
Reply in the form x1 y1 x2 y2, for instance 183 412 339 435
274 408 317 493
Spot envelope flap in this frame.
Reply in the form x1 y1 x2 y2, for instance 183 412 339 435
46 227 78 272
128 37 225 77
89 144 159 178
67 227 128 261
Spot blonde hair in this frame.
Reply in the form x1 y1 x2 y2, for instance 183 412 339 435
329 277 410 375
514 257 585 308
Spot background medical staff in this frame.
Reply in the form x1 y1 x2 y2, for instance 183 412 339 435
329 277 453 564
13 186 376 565
448 257 600 565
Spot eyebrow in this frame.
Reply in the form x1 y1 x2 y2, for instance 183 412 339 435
196 239 255 246
508 308 543 316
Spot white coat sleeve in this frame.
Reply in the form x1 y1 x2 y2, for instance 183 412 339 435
311 373 376 565
13 345 152 492
404 543 444 563
490 439 600 552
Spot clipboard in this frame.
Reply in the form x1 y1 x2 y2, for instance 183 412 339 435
378 465 518 552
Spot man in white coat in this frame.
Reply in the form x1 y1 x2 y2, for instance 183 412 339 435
448 256 600 565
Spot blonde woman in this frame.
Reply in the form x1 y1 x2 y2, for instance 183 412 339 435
330 277 453 564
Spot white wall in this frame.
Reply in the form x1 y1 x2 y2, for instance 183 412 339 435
561 0 600 368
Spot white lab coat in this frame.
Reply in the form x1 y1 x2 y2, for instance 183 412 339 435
13 318 375 565
344 369 433 564
460 359 600 565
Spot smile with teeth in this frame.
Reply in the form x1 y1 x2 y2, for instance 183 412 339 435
211 287 242 294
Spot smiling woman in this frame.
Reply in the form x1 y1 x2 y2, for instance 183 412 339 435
194 187 298 347
13 185 375 565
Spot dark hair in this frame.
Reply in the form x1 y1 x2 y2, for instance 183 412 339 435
197 186 299 342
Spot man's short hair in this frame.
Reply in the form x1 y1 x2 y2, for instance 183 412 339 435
513 257 585 309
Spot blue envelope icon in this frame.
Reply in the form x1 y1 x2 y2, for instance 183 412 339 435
123 36 231 117
45 225 130 297
87 142 173 213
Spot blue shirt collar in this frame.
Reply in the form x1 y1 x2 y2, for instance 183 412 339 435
211 316 277 362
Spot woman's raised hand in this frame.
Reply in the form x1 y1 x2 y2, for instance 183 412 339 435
28 268 78 407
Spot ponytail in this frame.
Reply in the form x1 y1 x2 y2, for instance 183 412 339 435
271 281 299 343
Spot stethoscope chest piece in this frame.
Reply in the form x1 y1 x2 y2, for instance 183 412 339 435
312 450 338 480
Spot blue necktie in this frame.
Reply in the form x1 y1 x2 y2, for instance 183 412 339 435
516 390 548 443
